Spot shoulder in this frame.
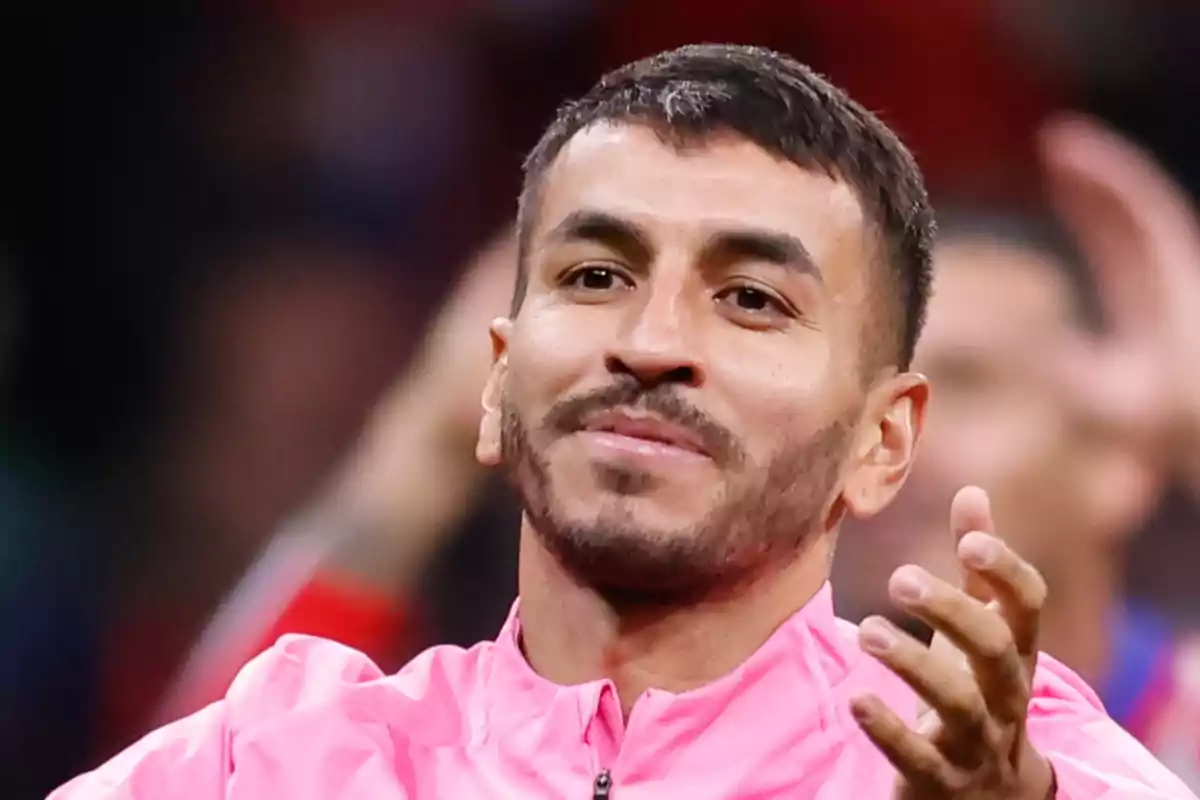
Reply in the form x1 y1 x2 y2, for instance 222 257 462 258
225 634 495 744
1029 651 1106 713
1027 652 1199 796
50 637 498 798
222 633 389 724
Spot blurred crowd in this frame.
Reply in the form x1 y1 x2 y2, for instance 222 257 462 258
4 3 1200 797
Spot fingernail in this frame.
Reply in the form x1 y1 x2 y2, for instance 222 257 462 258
960 535 1000 569
859 619 897 654
849 697 874 722
891 568 928 603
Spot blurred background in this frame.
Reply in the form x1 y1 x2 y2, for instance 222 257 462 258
5 3 1200 797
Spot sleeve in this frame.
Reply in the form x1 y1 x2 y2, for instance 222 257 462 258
1027 653 1199 799
47 702 230 800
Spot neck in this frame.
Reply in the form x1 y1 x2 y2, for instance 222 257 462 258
1037 543 1122 685
516 522 832 718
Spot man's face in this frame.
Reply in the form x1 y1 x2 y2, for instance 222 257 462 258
835 239 1145 619
477 123 920 597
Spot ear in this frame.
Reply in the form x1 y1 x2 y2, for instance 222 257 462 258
476 317 512 466
842 371 930 520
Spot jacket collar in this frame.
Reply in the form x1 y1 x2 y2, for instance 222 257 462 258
480 583 860 776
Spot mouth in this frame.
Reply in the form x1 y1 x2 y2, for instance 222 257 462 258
579 409 711 458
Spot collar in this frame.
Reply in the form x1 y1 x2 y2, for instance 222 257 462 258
480 583 858 776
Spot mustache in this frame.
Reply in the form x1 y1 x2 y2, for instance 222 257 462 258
540 378 742 466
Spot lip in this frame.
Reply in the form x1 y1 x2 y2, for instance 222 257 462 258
579 409 710 458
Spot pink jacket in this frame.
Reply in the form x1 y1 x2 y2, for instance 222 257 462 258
52 585 1196 798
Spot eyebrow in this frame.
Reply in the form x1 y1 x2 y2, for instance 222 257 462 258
545 209 821 282
703 228 821 283
546 210 652 261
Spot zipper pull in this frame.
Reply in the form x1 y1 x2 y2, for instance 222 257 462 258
592 768 612 799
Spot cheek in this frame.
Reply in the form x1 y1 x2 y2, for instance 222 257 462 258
716 332 835 404
507 309 606 414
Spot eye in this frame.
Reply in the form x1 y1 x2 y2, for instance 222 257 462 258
716 284 792 321
562 265 632 293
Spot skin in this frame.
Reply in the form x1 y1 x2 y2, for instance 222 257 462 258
495 123 904 602
474 121 1051 797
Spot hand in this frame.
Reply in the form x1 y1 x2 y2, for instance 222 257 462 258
851 487 1054 799
1040 116 1200 494
320 231 518 584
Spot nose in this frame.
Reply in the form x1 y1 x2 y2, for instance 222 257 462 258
605 285 705 389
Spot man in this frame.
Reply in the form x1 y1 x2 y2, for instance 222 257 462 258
52 45 1194 798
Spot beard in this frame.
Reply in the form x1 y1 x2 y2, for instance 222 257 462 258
500 378 853 605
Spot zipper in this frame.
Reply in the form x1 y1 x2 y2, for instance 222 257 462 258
592 768 612 799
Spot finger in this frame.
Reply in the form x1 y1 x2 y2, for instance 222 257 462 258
889 566 1027 724
850 694 957 792
858 616 991 765
957 532 1047 662
949 486 995 603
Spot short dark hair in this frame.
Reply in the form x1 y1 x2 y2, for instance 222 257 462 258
514 43 935 370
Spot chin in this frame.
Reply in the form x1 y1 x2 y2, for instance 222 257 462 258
536 521 728 602
558 496 711 543
530 494 728 587
566 506 705 544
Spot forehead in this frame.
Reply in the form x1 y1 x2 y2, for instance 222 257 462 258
531 123 868 272
918 239 1074 356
